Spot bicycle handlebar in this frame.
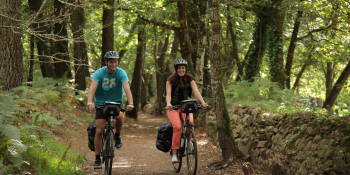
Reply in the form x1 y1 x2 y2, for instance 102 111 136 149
95 105 128 112
167 104 208 111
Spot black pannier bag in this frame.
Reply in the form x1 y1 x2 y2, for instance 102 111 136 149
87 121 96 151
156 122 173 152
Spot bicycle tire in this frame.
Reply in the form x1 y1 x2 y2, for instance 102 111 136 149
186 129 197 175
104 130 114 175
172 139 183 172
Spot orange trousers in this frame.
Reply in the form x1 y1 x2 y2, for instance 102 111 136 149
167 109 193 150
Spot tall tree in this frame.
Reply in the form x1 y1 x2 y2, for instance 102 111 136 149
155 33 170 115
28 35 35 84
53 0 71 78
285 7 303 89
177 0 195 75
69 0 90 90
29 0 56 78
194 0 208 127
209 0 244 162
266 0 286 89
0 0 23 90
243 13 268 82
101 0 114 67
323 61 350 111
129 18 146 119
225 5 241 82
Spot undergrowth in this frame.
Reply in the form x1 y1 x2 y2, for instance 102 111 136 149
0 77 88 174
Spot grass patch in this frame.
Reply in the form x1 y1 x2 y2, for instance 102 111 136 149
23 139 86 175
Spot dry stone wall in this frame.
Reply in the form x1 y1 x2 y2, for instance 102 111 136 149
222 105 350 175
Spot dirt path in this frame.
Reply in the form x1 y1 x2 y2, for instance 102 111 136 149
61 110 261 175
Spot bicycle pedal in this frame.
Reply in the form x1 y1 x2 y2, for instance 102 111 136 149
93 166 102 169
182 154 186 157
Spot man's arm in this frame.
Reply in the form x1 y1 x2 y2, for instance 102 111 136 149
87 80 98 112
122 81 134 111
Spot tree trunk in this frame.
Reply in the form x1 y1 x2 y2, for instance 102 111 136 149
30 0 54 78
28 35 35 84
323 61 350 111
129 18 146 119
155 35 170 115
194 0 208 127
101 0 114 67
285 9 303 89
166 31 180 75
226 5 242 82
53 0 71 79
69 0 90 90
141 73 151 110
187 1 200 72
0 0 23 91
325 61 333 99
177 0 195 75
29 0 56 78
292 63 307 91
267 0 286 89
243 13 267 82
209 0 244 162
292 47 314 90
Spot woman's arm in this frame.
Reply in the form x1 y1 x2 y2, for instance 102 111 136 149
166 81 173 109
190 81 207 108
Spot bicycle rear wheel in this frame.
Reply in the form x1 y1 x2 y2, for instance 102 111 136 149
186 129 197 175
104 130 114 175
172 145 183 172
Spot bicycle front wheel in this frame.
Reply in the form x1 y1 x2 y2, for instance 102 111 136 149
104 130 114 175
186 129 197 175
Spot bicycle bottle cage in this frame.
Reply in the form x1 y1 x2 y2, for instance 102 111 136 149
181 100 199 113
103 101 122 115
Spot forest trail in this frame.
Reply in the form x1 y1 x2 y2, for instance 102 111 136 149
59 110 246 175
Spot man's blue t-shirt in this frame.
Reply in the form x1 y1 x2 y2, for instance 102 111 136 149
92 66 129 105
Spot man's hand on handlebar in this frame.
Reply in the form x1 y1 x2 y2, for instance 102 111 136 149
126 104 134 111
88 102 95 113
201 102 208 108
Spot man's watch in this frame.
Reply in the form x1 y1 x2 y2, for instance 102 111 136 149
128 103 134 106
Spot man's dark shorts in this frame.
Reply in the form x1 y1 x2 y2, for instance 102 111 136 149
95 102 123 120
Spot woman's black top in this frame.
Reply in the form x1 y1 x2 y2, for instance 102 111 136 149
167 78 193 105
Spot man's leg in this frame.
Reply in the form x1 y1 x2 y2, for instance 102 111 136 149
93 118 106 169
114 112 123 148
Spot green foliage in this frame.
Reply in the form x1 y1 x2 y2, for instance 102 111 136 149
225 77 316 113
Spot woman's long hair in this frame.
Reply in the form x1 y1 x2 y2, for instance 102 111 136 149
168 72 195 86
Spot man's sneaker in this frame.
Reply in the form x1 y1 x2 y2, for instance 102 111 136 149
171 155 178 163
115 136 123 149
93 159 102 169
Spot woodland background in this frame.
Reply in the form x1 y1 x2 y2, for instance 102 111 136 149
0 0 350 174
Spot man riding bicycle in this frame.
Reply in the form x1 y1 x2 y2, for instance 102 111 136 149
165 59 207 163
87 51 134 169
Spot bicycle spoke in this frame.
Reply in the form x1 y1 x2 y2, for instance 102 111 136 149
186 129 197 175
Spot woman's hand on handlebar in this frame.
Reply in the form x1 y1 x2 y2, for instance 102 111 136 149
166 104 173 110
87 102 95 113
201 102 208 108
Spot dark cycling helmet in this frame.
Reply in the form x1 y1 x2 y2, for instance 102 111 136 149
174 59 188 69
104 51 119 61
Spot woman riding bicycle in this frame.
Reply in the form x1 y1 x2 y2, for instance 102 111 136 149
166 59 207 163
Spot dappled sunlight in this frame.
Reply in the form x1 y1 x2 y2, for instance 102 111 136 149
197 139 208 146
